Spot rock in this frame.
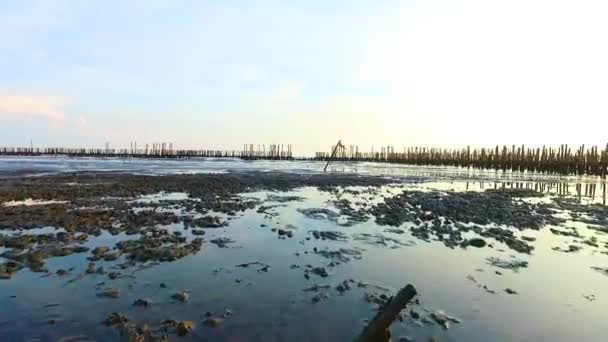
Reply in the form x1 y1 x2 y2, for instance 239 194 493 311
468 238 487 248
311 292 330 303
311 267 329 277
91 246 110 259
103 312 129 326
176 321 194 336
399 337 413 342
133 298 152 307
486 257 528 272
505 288 518 295
108 271 122 279
56 269 69 276
203 317 224 328
210 237 235 248
103 252 120 261
160 282 167 288
171 291 189 302
192 229 206 235
431 311 461 329
97 288 120 298
410 310 421 320
86 262 97 274
336 280 352 294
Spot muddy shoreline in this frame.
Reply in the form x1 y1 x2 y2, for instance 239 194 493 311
1 171 608 341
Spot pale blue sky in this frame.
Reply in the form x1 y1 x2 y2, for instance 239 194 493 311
1 0 607 154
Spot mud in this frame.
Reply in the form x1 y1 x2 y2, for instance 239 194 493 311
1 169 607 341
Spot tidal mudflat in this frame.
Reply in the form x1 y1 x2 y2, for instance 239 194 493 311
1 162 607 341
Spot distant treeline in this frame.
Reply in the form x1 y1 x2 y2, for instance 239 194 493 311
314 144 608 177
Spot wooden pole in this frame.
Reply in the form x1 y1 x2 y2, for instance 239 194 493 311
324 140 344 172
356 284 417 342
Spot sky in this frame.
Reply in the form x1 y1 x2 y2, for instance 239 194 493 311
1 0 607 155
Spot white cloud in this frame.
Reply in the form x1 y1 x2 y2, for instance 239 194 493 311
0 94 66 122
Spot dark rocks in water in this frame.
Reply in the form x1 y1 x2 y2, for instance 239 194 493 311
309 230 348 241
133 298 152 307
108 271 122 280
335 280 353 294
298 208 340 221
484 188 543 198
191 229 206 235
487 257 529 272
97 288 120 299
431 310 462 330
582 237 599 248
103 252 120 261
550 228 580 238
522 236 536 242
236 261 270 273
85 262 97 274
372 190 555 230
176 321 195 335
0 261 22 279
477 227 534 254
277 228 294 238
467 238 487 248
56 269 69 276
553 198 608 228
591 267 608 276
116 234 203 263
267 195 305 203
223 309 233 318
505 288 518 295
203 317 224 328
303 284 331 292
311 292 330 304
410 310 421 320
354 233 414 248
311 267 329 278
72 246 90 253
90 246 111 260
189 215 226 228
103 312 129 326
171 291 190 302
316 248 363 264
364 291 390 306
553 245 582 253
160 282 167 288
210 237 235 248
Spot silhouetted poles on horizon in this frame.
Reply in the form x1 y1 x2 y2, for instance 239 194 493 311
314 143 608 178
2 142 608 177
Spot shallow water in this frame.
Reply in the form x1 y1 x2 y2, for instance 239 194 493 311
0 158 607 341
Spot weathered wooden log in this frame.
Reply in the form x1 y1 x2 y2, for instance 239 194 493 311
356 284 417 342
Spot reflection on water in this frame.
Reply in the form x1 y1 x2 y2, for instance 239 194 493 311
0 158 607 341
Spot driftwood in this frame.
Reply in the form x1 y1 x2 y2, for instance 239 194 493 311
356 284 418 342
324 140 345 172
